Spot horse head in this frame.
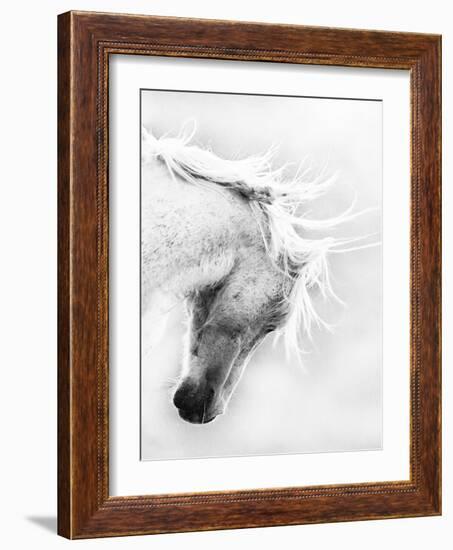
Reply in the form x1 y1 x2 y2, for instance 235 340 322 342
173 250 292 424
142 125 375 424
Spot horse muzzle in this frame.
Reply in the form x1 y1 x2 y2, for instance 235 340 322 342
173 380 221 424
177 407 218 424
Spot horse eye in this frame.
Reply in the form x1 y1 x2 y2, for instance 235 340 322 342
264 323 277 334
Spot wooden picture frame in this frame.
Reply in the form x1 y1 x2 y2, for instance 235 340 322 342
58 10 441 539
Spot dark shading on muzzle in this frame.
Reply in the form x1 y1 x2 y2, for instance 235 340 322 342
173 379 217 424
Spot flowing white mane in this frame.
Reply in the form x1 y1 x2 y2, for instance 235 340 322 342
142 123 376 359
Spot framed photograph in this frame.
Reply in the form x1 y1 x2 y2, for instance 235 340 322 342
58 11 441 539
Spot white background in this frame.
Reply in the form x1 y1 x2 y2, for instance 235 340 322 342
0 1 450 548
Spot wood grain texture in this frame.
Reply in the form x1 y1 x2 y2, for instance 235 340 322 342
57 10 441 539
57 11 71 538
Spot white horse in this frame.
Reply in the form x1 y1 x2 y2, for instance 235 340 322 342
141 124 375 424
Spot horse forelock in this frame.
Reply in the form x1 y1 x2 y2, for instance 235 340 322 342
142 123 377 361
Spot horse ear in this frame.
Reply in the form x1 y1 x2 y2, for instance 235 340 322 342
142 125 159 163
142 124 155 141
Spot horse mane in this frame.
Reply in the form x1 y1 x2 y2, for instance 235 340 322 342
142 122 376 359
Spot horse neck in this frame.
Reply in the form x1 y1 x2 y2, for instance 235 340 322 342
141 159 260 308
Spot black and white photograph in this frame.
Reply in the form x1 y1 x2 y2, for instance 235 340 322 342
140 89 382 461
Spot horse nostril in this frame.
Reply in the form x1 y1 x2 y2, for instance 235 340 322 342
173 381 216 414
173 386 189 409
